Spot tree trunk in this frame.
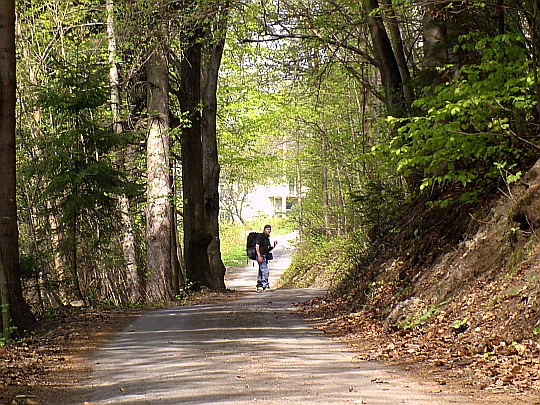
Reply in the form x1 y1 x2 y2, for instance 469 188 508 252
422 3 449 71
68 214 83 301
531 0 540 121
106 0 140 303
47 207 70 306
0 0 36 332
0 244 11 340
296 129 304 241
379 0 413 109
322 140 329 235
170 203 183 295
180 30 213 290
146 43 173 302
201 18 228 290
363 0 406 118
170 165 184 295
495 0 505 35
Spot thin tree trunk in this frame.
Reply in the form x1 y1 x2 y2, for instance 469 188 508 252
16 16 45 312
170 164 184 295
296 128 304 241
146 43 173 302
333 119 349 234
68 215 83 301
322 140 329 235
495 0 505 35
170 203 183 295
0 0 36 332
47 208 69 305
106 0 140 303
16 16 65 309
532 0 540 120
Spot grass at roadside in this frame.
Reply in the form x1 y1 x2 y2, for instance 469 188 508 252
280 233 365 290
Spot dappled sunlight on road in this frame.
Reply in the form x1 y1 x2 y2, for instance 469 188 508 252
56 231 473 405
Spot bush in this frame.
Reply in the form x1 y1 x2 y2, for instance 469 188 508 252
378 33 537 206
280 233 366 289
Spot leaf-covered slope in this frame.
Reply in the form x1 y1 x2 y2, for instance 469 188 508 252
296 160 540 403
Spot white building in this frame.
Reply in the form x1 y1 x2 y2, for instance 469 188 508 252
243 184 296 220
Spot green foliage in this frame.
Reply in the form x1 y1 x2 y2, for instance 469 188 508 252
379 33 537 205
221 244 248 267
401 302 446 331
18 254 42 280
246 215 295 236
220 5 384 237
30 56 140 228
280 233 365 289
0 304 17 347
451 317 469 333
17 33 143 307
351 176 407 237
217 33 297 222
219 223 250 266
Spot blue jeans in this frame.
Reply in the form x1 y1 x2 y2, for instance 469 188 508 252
257 255 269 289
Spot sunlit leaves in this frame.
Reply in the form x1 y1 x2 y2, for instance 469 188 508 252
380 33 537 204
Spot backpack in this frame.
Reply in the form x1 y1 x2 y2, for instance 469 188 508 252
246 232 259 260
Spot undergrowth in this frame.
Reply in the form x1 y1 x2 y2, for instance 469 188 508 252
280 233 366 290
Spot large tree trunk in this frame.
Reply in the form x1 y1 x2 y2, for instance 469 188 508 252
106 0 140 303
145 43 173 302
422 3 450 71
180 30 213 290
422 2 472 79
363 0 406 118
0 0 36 332
201 16 228 290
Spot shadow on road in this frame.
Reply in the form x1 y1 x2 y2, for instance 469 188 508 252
53 232 473 405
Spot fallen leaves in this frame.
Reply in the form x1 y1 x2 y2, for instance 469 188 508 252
298 292 540 405
0 308 140 404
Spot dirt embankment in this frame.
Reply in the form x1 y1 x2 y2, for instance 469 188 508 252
302 162 540 405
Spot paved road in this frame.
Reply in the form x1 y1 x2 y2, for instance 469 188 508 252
59 233 474 404
225 231 299 292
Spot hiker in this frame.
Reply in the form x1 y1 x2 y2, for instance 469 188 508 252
255 224 278 292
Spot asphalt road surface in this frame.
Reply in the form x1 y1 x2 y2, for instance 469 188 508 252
58 233 474 404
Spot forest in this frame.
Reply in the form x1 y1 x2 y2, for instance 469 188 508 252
1 0 540 384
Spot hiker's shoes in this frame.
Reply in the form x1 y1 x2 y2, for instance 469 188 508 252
256 287 263 293
263 287 271 292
